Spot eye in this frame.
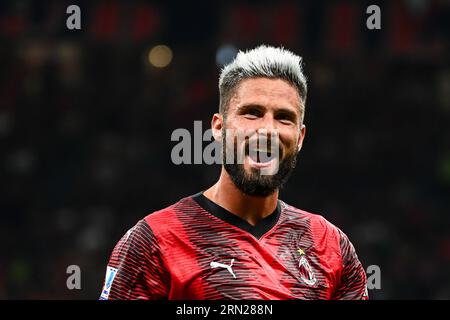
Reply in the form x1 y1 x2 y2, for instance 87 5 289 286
243 108 262 119
275 113 295 124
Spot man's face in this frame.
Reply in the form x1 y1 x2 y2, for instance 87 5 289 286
217 77 306 197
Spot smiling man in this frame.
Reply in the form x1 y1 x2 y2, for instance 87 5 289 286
100 45 368 300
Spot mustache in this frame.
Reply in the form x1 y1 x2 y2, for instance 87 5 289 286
242 137 284 159
221 129 290 164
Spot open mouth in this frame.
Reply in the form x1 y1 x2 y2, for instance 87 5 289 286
248 148 277 163
244 138 282 170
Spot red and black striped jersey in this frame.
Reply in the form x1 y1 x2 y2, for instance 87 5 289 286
100 192 368 300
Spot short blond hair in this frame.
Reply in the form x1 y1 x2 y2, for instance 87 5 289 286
219 45 308 120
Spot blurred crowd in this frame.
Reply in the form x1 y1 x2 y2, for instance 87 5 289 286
0 0 449 299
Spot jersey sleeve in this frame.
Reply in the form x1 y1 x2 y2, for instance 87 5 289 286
99 219 171 300
333 229 368 300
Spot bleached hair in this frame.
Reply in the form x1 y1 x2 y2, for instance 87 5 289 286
218 45 307 119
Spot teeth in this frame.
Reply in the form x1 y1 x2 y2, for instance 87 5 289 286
249 150 274 160
250 149 270 153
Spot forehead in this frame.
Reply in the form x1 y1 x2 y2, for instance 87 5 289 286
229 77 302 112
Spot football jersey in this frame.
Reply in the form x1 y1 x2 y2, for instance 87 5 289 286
100 192 368 300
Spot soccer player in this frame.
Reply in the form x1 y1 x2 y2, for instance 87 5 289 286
100 45 368 300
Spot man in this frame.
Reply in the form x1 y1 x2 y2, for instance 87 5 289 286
100 45 368 300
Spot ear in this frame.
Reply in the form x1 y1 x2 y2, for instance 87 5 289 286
297 124 306 151
211 113 223 141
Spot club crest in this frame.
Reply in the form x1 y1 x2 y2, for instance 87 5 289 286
297 248 317 286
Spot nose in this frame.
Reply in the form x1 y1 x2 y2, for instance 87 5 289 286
257 114 278 140
253 116 280 156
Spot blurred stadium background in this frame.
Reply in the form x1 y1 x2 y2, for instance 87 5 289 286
0 0 449 299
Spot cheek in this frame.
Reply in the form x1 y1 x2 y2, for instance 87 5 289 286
223 117 243 131
278 130 299 149
225 118 256 140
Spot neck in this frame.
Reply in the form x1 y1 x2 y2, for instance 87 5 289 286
203 167 279 226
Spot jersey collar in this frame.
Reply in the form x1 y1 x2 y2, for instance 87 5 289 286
191 192 281 240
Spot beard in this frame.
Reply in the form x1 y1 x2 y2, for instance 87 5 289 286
222 128 299 197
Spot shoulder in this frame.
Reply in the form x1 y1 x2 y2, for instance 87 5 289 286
113 195 197 255
280 201 341 233
134 194 203 243
279 200 344 247
141 195 194 226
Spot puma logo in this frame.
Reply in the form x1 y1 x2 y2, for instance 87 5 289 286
210 259 236 278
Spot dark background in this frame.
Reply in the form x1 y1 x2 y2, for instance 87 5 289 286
0 0 449 299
